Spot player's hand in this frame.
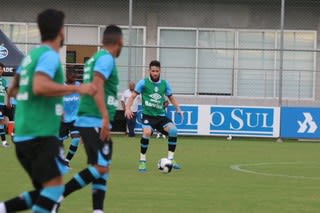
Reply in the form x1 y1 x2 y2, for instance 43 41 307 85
78 83 97 96
177 110 184 123
6 103 12 109
125 109 134 119
100 116 110 141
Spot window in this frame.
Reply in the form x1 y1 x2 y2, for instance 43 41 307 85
158 28 316 99
198 30 235 95
159 29 196 95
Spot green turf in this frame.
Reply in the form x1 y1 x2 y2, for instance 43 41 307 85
1 136 320 213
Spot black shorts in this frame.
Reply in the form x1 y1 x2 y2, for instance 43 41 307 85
6 105 15 121
15 137 68 189
78 127 113 167
59 121 80 140
142 114 173 135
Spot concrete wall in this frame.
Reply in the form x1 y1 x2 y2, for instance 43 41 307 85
1 0 320 106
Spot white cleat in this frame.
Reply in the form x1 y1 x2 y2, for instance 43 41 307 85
2 141 9 148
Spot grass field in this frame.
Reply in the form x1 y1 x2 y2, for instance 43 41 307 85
1 135 320 213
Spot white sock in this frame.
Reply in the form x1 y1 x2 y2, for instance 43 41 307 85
0 202 7 213
93 209 104 213
168 151 174 160
140 154 146 161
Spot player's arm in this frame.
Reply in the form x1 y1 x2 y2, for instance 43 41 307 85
124 91 138 119
120 94 126 110
91 54 114 141
33 73 95 96
33 51 96 96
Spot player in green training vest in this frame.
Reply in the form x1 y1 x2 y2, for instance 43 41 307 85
63 25 123 213
0 9 96 213
125 60 184 172
0 63 9 147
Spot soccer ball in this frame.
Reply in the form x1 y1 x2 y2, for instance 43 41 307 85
157 158 173 174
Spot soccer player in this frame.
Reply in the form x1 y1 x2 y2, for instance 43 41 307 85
121 82 140 137
0 63 10 147
0 9 96 213
62 25 123 213
125 60 183 172
59 69 81 164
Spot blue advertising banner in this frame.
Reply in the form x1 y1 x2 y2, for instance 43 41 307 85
209 106 279 137
281 107 320 139
135 105 199 134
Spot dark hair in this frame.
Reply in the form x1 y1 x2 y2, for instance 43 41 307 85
37 9 65 42
149 60 161 68
0 63 4 69
102 25 123 45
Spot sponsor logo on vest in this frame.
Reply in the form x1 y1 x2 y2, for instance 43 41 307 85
0 46 8 59
20 77 29 86
144 100 163 109
149 93 162 101
154 87 159 92
55 104 63 116
107 96 118 107
17 92 29 101
297 112 318 133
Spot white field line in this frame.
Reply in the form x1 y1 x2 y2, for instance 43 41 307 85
230 162 320 180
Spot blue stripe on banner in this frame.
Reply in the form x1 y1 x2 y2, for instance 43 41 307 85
22 192 32 208
92 184 107 191
74 174 86 187
140 144 148 148
168 142 176 145
32 205 51 213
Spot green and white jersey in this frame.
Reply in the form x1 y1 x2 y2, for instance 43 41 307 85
76 49 119 127
14 45 64 139
135 77 172 117
0 77 7 105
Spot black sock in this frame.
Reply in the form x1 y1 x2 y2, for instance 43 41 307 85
1 134 6 142
140 137 149 155
66 138 80 161
64 166 100 197
92 173 108 211
168 137 177 152
4 190 39 212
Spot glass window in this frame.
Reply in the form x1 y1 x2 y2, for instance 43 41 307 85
198 30 235 95
277 32 315 98
159 29 196 95
0 23 26 54
237 31 276 97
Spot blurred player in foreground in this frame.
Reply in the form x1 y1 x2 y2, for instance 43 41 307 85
59 69 81 165
62 25 123 213
125 60 183 172
0 9 96 213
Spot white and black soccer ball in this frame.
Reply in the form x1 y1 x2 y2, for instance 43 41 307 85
157 158 173 174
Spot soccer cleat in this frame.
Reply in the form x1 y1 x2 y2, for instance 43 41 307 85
138 160 146 172
172 160 181 170
2 141 9 148
156 133 161 139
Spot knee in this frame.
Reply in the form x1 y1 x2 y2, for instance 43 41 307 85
143 128 152 138
94 165 109 175
168 126 178 137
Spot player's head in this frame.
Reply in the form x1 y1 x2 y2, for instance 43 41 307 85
0 63 4 76
149 60 161 82
102 25 123 58
128 81 135 91
66 69 77 83
37 9 65 47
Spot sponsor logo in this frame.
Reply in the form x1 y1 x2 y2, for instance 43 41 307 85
55 104 63 116
149 93 162 101
297 112 318 133
210 107 275 136
0 46 8 59
154 87 159 92
102 144 110 155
